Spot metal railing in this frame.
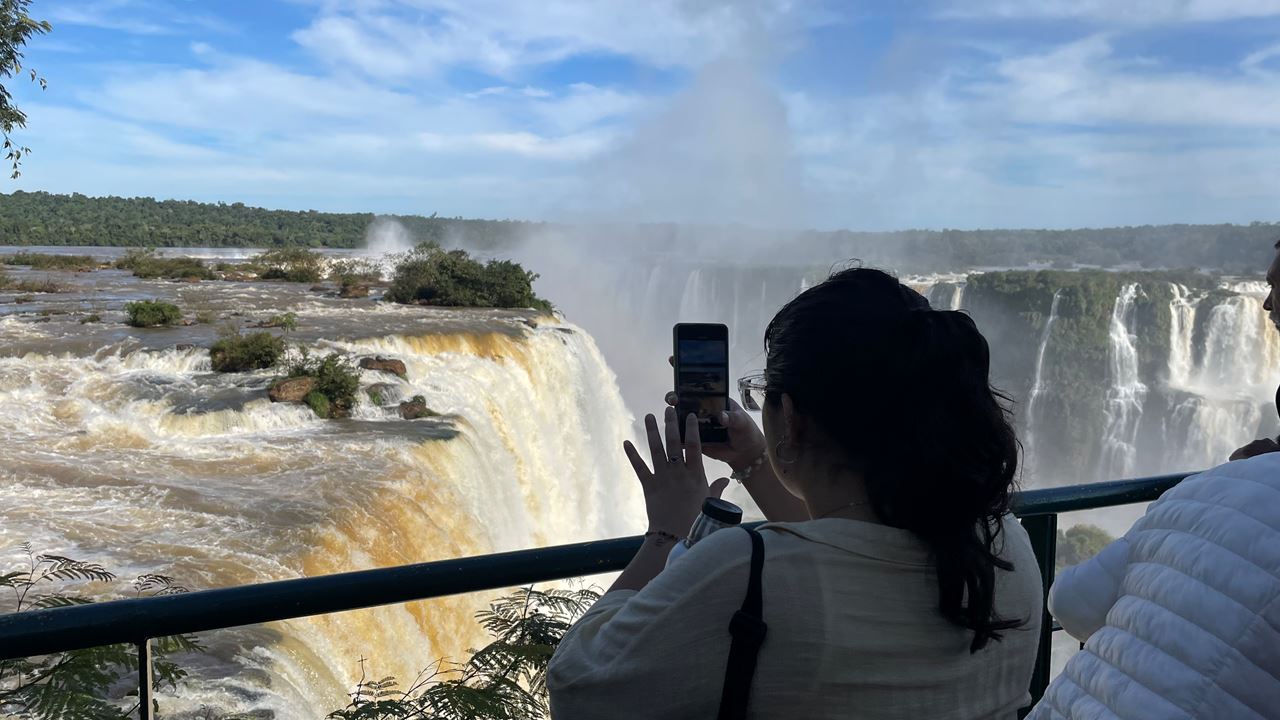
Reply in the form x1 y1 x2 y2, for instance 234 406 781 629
0 471 1194 718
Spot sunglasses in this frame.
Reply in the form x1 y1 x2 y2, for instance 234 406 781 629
737 372 769 411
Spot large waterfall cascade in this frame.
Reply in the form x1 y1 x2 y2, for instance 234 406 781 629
0 268 642 718
1097 283 1151 480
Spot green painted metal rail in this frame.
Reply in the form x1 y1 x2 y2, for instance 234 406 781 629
0 472 1195 718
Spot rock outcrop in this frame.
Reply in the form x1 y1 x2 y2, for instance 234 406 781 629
359 356 407 378
268 376 317 403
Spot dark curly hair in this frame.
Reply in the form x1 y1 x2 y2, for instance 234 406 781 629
763 267 1023 652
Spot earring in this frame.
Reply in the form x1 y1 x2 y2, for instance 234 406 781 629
775 437 798 465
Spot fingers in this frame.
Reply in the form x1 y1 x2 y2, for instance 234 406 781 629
644 413 666 468
663 406 682 462
683 412 705 476
720 398 749 426
709 477 730 498
623 440 652 480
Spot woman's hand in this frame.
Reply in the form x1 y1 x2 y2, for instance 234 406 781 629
624 407 731 537
664 393 767 473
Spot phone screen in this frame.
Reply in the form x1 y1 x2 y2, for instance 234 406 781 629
674 324 729 443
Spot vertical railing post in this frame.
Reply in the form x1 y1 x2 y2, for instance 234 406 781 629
1020 513 1057 716
137 638 154 720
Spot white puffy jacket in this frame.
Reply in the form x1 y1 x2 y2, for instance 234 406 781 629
1028 453 1280 720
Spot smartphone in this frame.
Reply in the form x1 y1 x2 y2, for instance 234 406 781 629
673 323 730 444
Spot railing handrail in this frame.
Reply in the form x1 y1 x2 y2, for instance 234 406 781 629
0 471 1195 662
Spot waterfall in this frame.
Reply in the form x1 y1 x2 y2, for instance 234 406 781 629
1024 289 1063 474
0 320 641 718
1167 284 1199 388
1162 282 1280 468
1097 283 1148 479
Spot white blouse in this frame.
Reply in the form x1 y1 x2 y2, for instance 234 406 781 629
548 516 1043 719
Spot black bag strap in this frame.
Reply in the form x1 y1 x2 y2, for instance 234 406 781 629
717 527 768 720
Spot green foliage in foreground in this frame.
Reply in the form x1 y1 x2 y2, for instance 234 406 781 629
1 1 52 179
1 252 96 271
329 586 599 720
124 300 182 328
1056 524 1115 571
385 243 552 313
284 350 361 418
115 248 214 280
209 331 285 373
0 543 204 720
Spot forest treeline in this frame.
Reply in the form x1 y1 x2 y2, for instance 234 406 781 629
1 191 1275 272
0 191 534 249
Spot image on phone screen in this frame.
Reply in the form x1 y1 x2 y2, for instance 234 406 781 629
674 327 729 443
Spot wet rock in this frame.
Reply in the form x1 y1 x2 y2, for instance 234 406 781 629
175 343 196 351
309 284 328 292
269 376 317 403
398 395 438 420
359 356 406 378
366 382 398 406
339 283 369 298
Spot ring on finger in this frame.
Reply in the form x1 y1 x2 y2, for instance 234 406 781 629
668 455 682 464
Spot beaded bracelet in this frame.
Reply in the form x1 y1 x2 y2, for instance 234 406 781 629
730 452 767 483
644 530 682 545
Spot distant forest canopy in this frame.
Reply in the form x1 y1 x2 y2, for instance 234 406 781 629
0 190 536 250
0 190 1276 272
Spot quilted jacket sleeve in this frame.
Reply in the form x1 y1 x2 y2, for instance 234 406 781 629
1046 535 1130 642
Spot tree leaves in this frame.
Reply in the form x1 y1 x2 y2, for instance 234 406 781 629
0 0 51 177
0 543 205 719
328 585 601 720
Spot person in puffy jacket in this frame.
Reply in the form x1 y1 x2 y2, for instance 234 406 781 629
1028 452 1280 719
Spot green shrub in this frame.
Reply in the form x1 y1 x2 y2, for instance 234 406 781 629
1 252 97 271
0 271 62 293
1056 524 1115 570
256 247 325 283
125 300 182 327
304 390 331 418
328 258 382 286
384 242 552 312
261 312 298 331
116 248 214 280
209 331 285 372
283 350 361 417
80 313 102 324
367 388 384 405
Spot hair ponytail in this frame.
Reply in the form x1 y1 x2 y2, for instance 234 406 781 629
765 270 1023 652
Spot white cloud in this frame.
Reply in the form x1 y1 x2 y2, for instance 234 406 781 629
292 0 813 79
41 0 231 35
417 130 612 160
943 0 1280 23
974 35 1280 129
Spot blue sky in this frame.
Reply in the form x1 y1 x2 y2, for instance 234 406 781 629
8 0 1280 230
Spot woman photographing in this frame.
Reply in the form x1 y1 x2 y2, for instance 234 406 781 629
548 268 1043 719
